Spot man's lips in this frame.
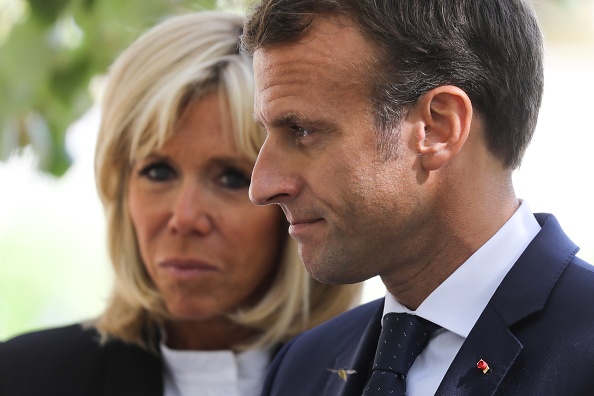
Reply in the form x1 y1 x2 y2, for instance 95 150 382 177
288 218 323 237
290 218 322 226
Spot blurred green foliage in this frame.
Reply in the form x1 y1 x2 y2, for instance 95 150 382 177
0 0 220 176
0 0 579 176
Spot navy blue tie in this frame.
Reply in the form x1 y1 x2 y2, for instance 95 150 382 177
363 313 436 396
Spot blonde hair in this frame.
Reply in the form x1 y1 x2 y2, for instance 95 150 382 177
94 11 361 352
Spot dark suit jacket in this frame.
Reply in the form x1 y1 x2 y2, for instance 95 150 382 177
0 324 163 396
262 213 594 395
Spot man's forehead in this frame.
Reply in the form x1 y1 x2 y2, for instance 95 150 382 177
253 20 373 91
254 17 370 68
252 15 375 128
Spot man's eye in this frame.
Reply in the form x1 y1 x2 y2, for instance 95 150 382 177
291 125 313 139
139 162 175 181
219 168 250 189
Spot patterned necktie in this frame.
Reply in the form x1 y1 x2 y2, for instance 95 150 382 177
362 313 437 396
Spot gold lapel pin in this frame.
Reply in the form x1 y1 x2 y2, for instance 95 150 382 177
476 359 490 374
327 368 357 381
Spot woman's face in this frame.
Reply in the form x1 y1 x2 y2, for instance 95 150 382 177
128 93 284 322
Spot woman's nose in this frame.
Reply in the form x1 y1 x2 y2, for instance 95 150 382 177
167 183 213 235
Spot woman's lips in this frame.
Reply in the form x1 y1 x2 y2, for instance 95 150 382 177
159 259 219 279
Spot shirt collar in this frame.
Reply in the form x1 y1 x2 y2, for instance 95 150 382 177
384 200 541 337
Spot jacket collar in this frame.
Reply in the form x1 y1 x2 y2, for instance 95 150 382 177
322 301 384 396
436 213 579 395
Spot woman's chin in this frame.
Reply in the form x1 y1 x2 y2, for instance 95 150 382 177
165 302 225 322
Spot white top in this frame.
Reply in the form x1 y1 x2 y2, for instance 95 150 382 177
383 200 541 395
160 342 271 396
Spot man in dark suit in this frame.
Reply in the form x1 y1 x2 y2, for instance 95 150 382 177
241 0 594 394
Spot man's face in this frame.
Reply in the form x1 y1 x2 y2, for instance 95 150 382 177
250 17 431 284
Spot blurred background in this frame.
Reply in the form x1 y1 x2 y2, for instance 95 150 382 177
1 0 593 341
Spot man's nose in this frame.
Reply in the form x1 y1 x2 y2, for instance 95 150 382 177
249 138 299 206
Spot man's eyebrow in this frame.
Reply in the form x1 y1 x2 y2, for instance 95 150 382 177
271 112 304 128
254 112 321 129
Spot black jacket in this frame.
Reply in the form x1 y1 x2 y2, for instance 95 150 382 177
0 324 163 396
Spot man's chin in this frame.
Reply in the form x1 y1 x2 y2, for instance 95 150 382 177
302 256 363 285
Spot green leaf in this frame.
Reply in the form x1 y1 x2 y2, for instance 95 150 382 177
1 0 243 176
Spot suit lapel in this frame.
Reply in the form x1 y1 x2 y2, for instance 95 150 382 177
435 304 522 395
437 213 579 395
323 301 384 396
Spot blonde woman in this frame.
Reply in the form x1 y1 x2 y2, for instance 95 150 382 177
0 11 361 396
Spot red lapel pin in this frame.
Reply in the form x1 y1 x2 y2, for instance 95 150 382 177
476 359 490 374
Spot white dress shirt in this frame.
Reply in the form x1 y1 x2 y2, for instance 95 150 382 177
160 343 271 396
383 200 541 395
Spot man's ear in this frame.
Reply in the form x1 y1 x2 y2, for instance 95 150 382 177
415 86 472 171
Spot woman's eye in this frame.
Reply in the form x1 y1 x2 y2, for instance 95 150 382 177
219 168 250 189
139 162 175 182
